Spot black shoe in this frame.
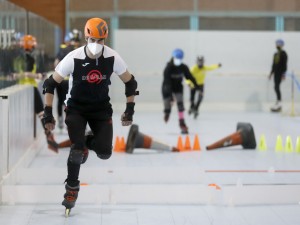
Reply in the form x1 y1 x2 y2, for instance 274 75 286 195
179 119 189 134
164 113 170 123
188 106 195 115
194 111 199 119
62 183 80 210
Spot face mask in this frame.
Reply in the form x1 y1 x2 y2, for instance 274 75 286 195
173 58 182 66
87 43 103 55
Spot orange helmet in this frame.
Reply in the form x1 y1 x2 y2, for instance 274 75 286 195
84 18 108 39
20 35 37 50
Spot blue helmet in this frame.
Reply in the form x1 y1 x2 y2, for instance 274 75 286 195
172 48 184 59
276 39 284 47
64 29 82 43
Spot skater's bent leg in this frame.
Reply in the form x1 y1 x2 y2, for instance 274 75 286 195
66 161 81 187
88 118 113 160
190 88 196 108
195 92 203 111
274 75 282 101
163 96 172 122
174 93 188 133
65 111 87 185
174 92 184 113
163 97 172 113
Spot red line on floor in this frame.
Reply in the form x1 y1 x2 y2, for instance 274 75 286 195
205 170 300 173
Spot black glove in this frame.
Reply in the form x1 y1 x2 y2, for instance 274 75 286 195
121 102 135 126
42 106 56 131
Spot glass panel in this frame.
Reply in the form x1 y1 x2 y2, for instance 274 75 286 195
0 0 56 89
199 17 275 31
119 17 190 30
285 18 300 31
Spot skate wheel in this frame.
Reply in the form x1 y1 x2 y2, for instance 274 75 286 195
65 208 71 217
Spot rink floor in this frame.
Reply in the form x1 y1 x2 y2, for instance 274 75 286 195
1 110 300 224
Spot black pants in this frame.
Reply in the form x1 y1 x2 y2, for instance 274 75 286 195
65 106 113 186
56 80 68 117
274 73 282 101
190 85 204 111
162 83 184 113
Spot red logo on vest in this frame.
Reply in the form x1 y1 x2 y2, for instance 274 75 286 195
86 70 102 84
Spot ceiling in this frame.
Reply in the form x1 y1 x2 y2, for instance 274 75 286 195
9 0 65 30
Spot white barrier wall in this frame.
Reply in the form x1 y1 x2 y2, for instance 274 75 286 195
0 85 34 176
109 30 300 110
0 97 5 181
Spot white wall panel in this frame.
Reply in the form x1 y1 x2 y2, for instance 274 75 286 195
115 30 300 76
110 30 300 109
0 85 34 173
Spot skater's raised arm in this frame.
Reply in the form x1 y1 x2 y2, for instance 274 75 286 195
119 70 138 126
42 72 64 131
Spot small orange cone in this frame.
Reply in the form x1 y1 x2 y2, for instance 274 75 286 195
120 136 126 151
114 136 122 152
113 136 120 151
184 135 192 151
208 183 221 190
177 136 184 151
193 134 201 151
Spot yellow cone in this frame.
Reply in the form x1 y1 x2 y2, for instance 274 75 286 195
258 134 267 151
295 136 300 153
284 136 294 153
275 135 283 152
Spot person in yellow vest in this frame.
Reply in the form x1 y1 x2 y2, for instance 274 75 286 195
13 34 58 153
186 56 221 118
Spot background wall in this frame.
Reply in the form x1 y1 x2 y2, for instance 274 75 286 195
115 30 300 75
108 30 300 112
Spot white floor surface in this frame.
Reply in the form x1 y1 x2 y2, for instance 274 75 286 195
1 110 300 224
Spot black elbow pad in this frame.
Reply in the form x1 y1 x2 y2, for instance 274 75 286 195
125 75 139 97
42 75 59 94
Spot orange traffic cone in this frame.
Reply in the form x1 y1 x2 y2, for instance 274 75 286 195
177 136 184 151
120 136 126 151
206 122 256 150
114 136 125 152
193 134 201 151
184 135 192 151
126 124 179 153
113 136 121 152
208 183 221 190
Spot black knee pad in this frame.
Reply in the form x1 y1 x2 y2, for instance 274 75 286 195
97 153 111 160
68 146 84 165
